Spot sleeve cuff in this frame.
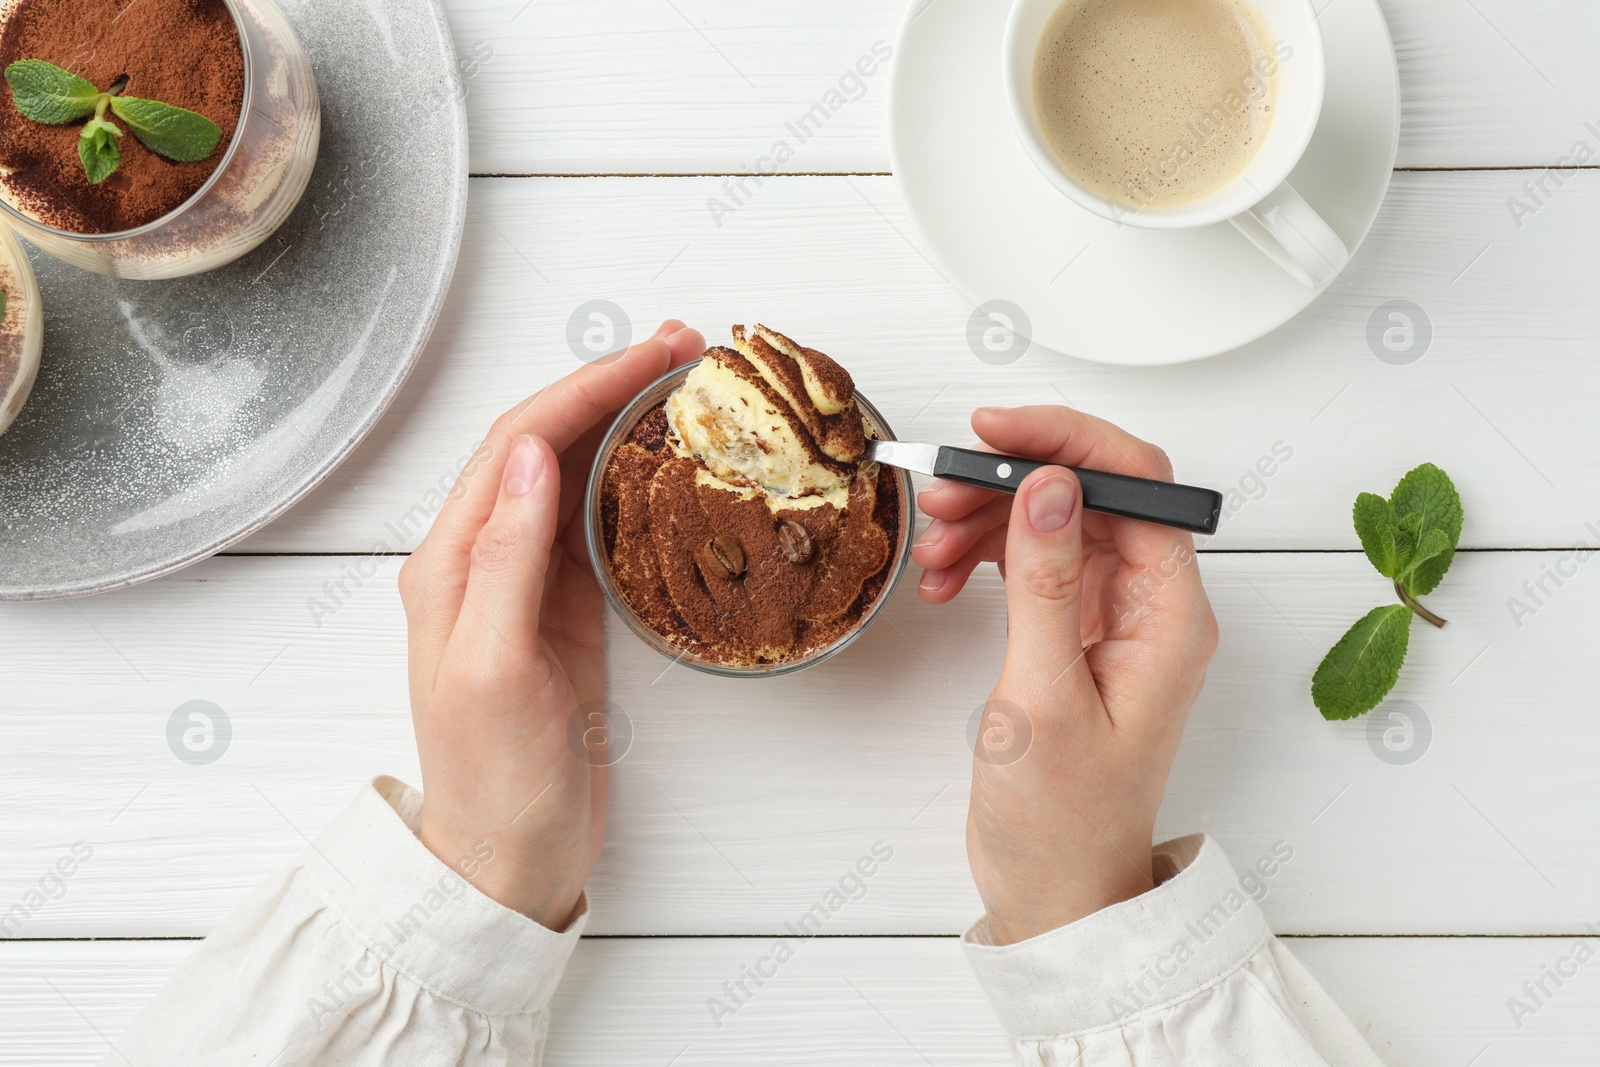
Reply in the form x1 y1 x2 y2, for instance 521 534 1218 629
962 834 1280 1039
300 775 588 1018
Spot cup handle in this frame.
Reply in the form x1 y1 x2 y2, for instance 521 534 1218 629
1229 182 1348 288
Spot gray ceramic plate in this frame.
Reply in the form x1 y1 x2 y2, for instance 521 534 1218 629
0 0 467 600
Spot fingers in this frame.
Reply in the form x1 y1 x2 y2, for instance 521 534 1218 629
398 547 460 683
918 475 1008 523
917 526 1007 603
996 468 1102 711
660 324 708 368
919 404 1173 523
911 496 1012 571
414 327 706 602
971 405 1200 575
453 434 563 664
445 334 689 531
972 405 1173 481
414 340 665 571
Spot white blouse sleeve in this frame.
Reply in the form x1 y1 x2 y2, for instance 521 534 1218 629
98 775 586 1067
962 835 1385 1067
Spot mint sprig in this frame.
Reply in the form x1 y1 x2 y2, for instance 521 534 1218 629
1313 463 1463 720
4 60 222 185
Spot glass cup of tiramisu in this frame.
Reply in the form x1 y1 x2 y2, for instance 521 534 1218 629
586 325 914 677
0 0 319 279
0 222 42 436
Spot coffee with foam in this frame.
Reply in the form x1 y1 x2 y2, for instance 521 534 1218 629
1031 0 1286 210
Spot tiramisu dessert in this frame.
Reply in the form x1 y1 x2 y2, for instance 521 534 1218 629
0 0 318 278
0 0 241 233
597 326 905 670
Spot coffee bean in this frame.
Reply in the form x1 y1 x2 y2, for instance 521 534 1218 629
703 534 746 580
777 519 816 565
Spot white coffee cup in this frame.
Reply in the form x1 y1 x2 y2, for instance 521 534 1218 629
1002 0 1347 288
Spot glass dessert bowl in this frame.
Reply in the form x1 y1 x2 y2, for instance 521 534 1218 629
0 0 319 280
0 223 42 435
586 327 914 678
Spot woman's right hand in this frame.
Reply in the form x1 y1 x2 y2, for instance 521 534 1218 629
400 321 706 930
912 406 1220 945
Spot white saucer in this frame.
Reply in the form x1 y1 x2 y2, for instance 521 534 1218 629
888 0 1400 365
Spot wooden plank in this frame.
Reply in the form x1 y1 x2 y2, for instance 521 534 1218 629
235 171 1600 554
1 551 1596 937
438 0 1600 173
2 935 1596 1065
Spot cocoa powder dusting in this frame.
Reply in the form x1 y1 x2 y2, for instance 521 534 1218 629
602 399 902 668
0 0 245 233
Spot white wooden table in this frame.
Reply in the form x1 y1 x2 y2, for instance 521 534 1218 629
4 0 1599 1062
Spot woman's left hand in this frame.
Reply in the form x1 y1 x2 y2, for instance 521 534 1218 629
400 321 705 930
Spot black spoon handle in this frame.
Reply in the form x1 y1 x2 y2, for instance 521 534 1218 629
930 446 1223 535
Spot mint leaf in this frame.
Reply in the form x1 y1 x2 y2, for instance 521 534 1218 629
1389 463 1462 596
78 115 122 185
1353 493 1405 577
109 96 221 163
1400 528 1452 590
1394 512 1420 568
0 291 7 320
5 59 100 124
1313 604 1413 720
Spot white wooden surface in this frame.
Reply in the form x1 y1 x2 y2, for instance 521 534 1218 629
446 0 1600 172
5 0 1600 1060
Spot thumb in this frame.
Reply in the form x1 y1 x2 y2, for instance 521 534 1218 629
453 434 563 657
999 468 1099 706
